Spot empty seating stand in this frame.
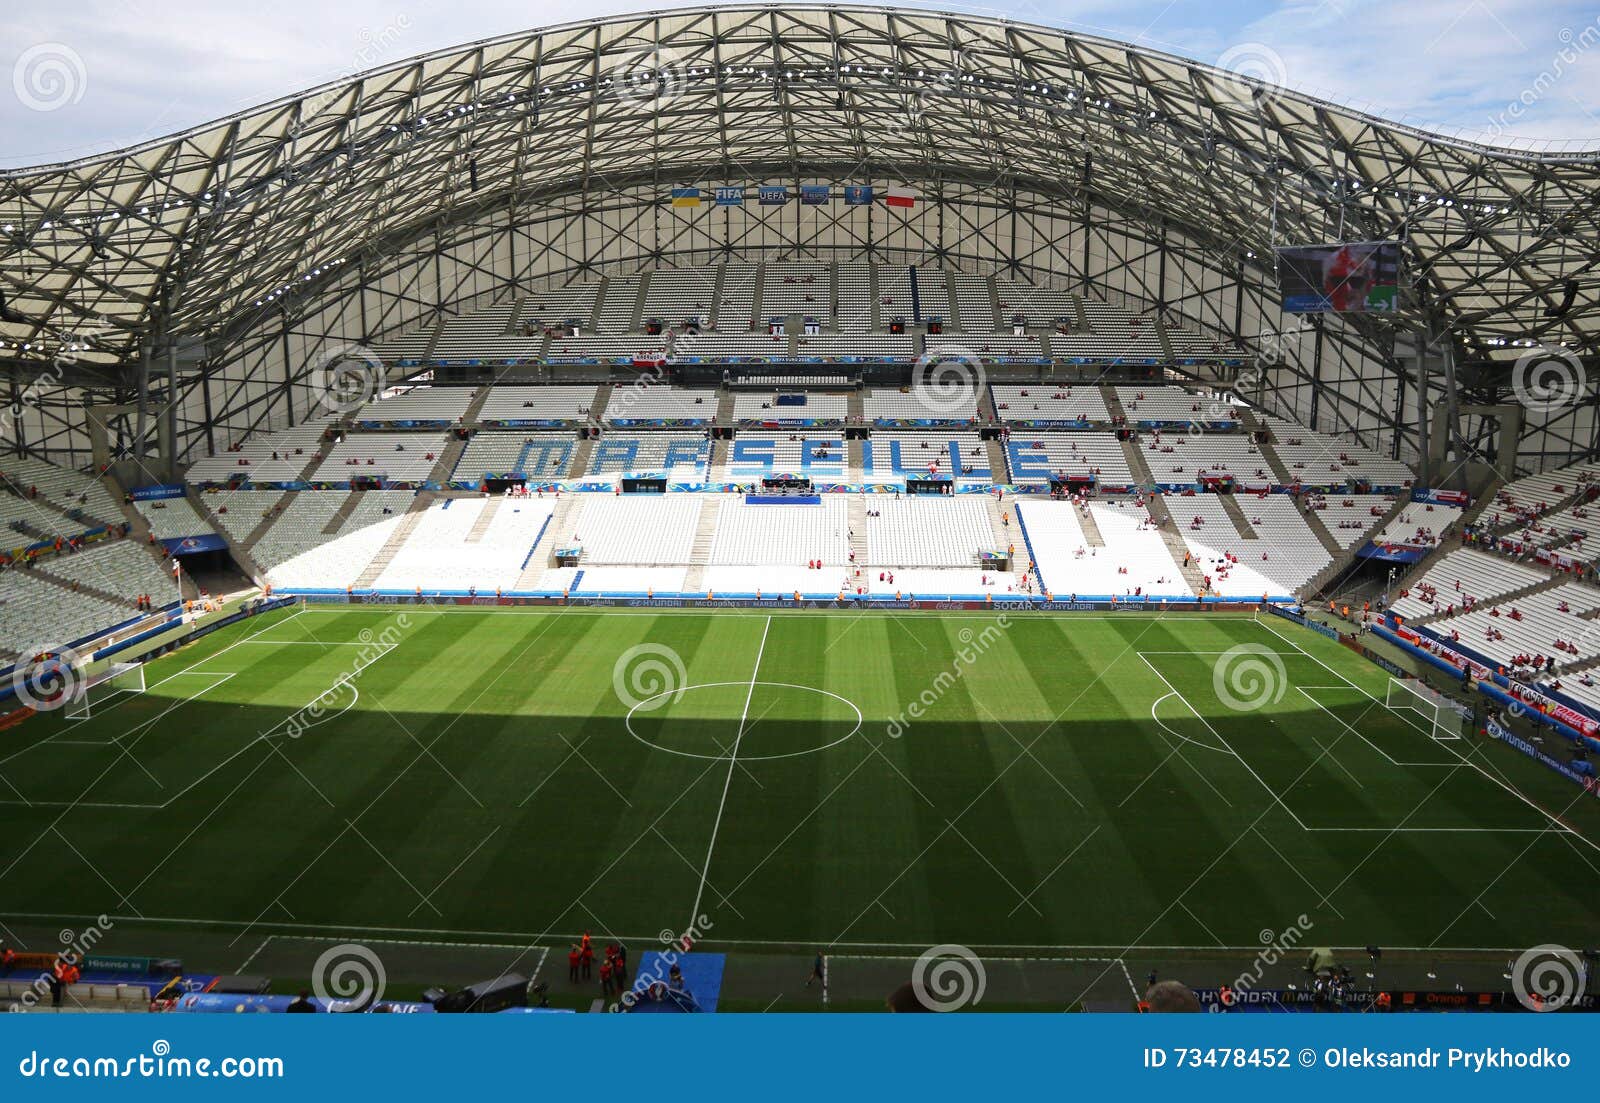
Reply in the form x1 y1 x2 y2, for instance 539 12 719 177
184 420 334 485
309 433 448 484
1388 548 1548 621
355 387 474 424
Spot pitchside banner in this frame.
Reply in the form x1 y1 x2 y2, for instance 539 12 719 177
1277 241 1402 314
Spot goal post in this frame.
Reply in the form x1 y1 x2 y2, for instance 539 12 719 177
63 662 147 721
1384 676 1463 740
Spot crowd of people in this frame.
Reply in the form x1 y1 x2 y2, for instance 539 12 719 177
565 932 630 999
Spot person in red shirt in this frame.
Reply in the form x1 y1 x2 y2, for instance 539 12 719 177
567 945 581 984
51 957 78 1007
579 940 594 981
599 959 613 998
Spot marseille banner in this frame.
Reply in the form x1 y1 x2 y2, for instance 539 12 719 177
800 185 829 205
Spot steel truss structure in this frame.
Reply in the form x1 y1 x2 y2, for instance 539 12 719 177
1 4 1596 473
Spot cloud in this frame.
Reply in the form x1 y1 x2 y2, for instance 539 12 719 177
1 0 1596 169
1227 0 1600 142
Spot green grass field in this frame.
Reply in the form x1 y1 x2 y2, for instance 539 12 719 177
2 604 1597 1006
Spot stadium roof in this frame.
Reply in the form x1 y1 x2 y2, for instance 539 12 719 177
2 2 1597 377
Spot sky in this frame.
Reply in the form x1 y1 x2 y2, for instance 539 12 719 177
2 0 1599 168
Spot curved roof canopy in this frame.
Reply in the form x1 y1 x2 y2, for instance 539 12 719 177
2 3 1597 375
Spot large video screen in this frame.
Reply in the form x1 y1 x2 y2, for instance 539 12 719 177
1276 240 1402 313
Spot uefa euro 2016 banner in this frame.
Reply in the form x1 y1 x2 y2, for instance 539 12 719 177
1276 240 1401 314
671 185 894 208
129 483 186 501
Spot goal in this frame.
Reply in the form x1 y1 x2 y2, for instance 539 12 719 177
63 662 147 720
1384 677 1462 740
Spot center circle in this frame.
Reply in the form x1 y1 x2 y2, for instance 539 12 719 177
624 681 863 761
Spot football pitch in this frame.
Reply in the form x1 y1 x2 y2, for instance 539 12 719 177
2 604 1597 1007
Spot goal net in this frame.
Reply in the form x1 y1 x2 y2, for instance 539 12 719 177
63 662 147 721
1384 677 1462 740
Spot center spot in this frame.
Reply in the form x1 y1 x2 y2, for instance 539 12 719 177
625 681 863 761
